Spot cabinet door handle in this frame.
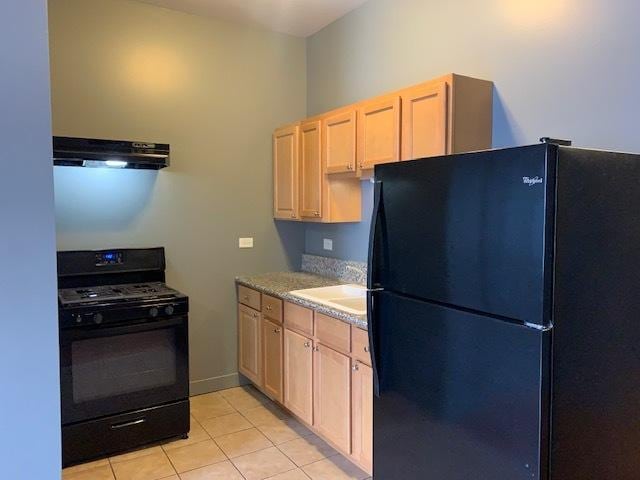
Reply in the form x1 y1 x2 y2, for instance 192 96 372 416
304 341 311 348
313 346 319 352
346 164 353 170
314 211 321 217
364 346 369 353
253 313 258 318
243 296 249 301
352 362 360 371
273 328 281 334
266 305 272 311
290 213 296 218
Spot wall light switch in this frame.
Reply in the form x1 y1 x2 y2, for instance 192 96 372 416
323 238 333 251
239 237 254 249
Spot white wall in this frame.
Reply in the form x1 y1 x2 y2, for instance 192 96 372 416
0 1 60 478
304 0 640 260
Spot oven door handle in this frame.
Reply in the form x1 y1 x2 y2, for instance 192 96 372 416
110 418 146 430
61 316 186 342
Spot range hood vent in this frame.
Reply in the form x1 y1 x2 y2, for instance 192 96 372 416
53 137 170 170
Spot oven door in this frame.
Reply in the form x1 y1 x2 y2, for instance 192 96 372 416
60 315 189 425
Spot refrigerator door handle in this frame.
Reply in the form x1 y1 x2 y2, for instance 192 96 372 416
367 180 383 289
367 180 384 397
367 289 381 397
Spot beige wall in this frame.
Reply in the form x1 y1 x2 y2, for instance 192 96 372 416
49 0 307 393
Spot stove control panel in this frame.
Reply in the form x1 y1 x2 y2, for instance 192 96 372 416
95 251 123 267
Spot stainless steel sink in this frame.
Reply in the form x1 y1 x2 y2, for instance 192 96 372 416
288 284 367 315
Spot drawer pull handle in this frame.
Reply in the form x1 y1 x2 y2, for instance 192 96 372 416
274 328 281 334
266 305 272 311
352 362 360 371
364 346 369 353
111 418 146 430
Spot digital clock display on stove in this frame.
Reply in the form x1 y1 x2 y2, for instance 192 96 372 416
95 251 123 266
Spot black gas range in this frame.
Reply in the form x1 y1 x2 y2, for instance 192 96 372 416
58 247 190 466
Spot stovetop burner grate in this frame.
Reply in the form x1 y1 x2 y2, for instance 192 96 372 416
58 281 180 306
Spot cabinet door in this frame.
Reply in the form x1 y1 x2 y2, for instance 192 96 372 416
358 96 401 171
401 81 448 161
273 124 300 220
351 361 373 473
313 343 351 452
323 110 357 174
263 318 283 402
300 120 323 219
284 329 313 424
238 304 262 385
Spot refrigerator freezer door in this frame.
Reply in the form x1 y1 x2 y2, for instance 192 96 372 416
372 291 548 480
372 144 555 325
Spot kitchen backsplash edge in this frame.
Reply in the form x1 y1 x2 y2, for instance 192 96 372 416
301 254 367 284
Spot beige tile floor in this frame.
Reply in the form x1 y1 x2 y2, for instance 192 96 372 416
62 386 371 480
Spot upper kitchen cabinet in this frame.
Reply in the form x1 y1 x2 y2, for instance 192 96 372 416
401 74 493 161
323 108 358 175
274 116 361 224
273 123 300 220
357 95 401 173
299 119 323 219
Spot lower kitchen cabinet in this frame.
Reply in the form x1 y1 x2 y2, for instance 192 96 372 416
351 360 373 472
263 318 283 402
238 304 262 385
313 343 351 453
284 328 314 425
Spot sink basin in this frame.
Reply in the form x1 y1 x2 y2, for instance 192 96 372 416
288 284 367 315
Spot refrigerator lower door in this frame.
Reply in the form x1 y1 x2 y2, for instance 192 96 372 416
373 291 548 480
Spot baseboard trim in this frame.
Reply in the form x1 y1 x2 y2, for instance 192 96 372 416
189 372 250 396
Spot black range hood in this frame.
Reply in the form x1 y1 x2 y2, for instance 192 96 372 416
53 136 170 170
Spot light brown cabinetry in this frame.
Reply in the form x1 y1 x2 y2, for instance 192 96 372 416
273 73 492 222
283 328 314 425
237 286 372 475
300 120 323 219
401 74 493 160
262 318 283 402
273 124 300 220
323 109 357 174
313 343 352 453
358 95 401 172
401 81 448 160
351 360 373 472
238 304 262 385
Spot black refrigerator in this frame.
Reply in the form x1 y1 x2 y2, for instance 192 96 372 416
367 143 640 479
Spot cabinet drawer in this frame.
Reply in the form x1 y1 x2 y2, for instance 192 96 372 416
238 285 261 311
284 302 314 336
351 326 371 366
262 294 283 324
315 312 351 354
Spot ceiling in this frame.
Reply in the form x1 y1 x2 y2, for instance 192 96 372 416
136 0 369 37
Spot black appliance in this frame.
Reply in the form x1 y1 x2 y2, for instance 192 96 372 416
368 143 640 479
53 136 170 169
58 247 189 466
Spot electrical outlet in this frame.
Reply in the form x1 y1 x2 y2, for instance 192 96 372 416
323 238 333 251
239 237 254 249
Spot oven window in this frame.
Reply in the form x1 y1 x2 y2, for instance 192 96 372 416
71 329 177 403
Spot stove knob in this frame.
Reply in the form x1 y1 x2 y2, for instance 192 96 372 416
75 315 83 324
164 305 175 316
149 307 159 318
93 313 103 324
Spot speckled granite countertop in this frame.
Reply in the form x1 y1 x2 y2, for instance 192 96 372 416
235 272 368 330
